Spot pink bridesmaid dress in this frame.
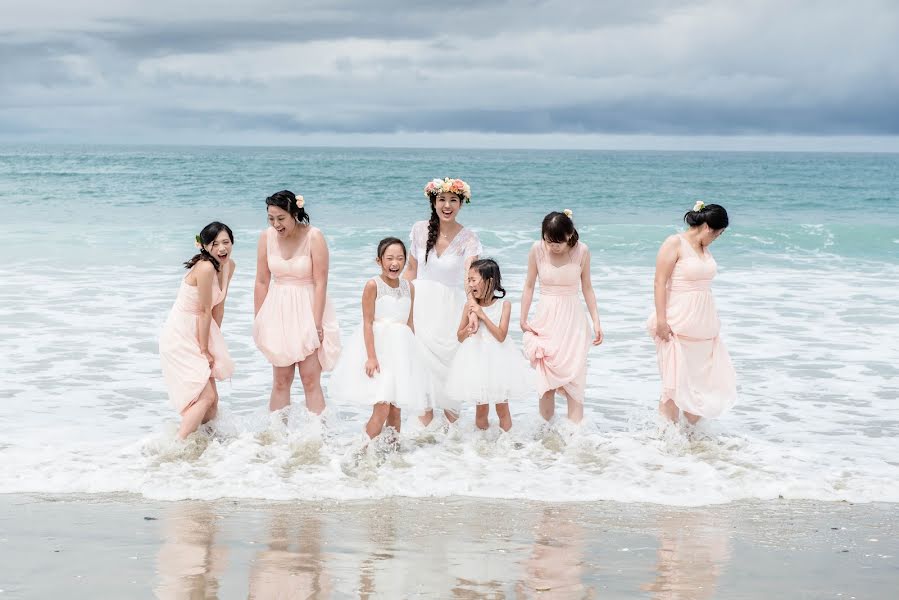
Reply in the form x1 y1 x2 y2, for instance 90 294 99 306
253 226 341 369
159 271 234 414
647 234 737 418
522 241 592 403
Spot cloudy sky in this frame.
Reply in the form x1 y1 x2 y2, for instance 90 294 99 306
2 0 898 149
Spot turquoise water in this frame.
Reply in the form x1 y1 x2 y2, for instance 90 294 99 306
0 145 897 504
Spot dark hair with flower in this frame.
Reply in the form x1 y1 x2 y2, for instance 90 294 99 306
266 190 309 224
184 222 234 272
424 177 471 263
684 201 729 230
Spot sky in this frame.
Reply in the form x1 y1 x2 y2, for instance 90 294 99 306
1 0 898 150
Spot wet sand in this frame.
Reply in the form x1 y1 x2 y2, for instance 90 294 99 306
0 494 896 598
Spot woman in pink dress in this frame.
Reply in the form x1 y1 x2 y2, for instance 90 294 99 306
521 210 604 423
159 222 236 439
647 201 737 424
253 190 340 414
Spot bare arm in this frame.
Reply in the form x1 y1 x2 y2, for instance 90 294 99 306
480 301 511 343
519 246 538 332
653 235 680 340
254 233 270 316
579 249 603 345
361 281 378 376
407 282 416 333
404 255 418 281
211 260 235 327
193 261 216 357
310 229 329 333
456 302 474 342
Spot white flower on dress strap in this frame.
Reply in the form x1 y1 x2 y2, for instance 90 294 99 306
563 208 573 218
693 200 705 212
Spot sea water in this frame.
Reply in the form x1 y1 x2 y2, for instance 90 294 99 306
0 145 897 506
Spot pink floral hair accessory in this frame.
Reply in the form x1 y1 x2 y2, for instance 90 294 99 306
294 194 305 209
424 177 471 203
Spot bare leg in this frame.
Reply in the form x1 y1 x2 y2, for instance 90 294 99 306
178 379 217 439
564 391 583 424
475 404 490 430
386 405 402 432
444 409 458 424
201 380 219 424
659 396 680 423
270 365 296 412
495 402 512 431
419 409 434 427
298 353 326 415
539 390 555 421
365 403 391 439
684 411 701 425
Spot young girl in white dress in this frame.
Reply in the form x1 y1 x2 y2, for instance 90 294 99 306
329 238 431 439
404 177 482 426
446 259 531 431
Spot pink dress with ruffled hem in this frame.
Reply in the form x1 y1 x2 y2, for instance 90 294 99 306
646 234 737 418
253 226 341 369
522 241 592 403
159 271 234 414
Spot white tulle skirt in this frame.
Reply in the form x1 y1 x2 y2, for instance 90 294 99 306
329 321 432 409
412 279 467 413
446 332 534 406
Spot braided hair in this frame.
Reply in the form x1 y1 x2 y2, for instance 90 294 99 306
424 191 466 262
183 222 234 272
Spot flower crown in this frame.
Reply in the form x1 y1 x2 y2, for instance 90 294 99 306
424 177 471 203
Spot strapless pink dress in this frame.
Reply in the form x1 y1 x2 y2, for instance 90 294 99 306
253 226 341 369
159 271 234 414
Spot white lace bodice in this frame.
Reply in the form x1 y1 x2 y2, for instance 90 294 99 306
409 220 482 289
373 277 412 325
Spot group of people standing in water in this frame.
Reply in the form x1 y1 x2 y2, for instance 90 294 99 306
158 177 738 442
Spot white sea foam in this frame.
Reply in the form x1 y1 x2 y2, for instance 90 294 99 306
2 246 897 506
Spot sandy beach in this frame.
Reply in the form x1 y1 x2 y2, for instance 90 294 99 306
1 494 895 598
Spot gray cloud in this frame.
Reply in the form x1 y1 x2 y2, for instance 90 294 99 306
1 0 897 143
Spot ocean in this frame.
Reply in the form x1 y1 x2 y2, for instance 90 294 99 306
1 145 897 506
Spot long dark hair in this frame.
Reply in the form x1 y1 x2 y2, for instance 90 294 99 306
183 222 234 272
377 236 407 260
541 211 579 247
266 190 309 224
469 258 506 301
424 192 463 262
684 203 728 230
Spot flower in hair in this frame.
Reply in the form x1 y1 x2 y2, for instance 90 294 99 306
693 200 705 212
194 234 203 249
563 209 573 219
294 194 305 209
424 177 471 203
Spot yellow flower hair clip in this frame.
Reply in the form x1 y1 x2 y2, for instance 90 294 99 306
294 194 305 209
563 209 573 219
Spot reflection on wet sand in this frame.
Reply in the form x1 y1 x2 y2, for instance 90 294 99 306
643 511 732 600
517 507 596 599
248 512 332 599
155 503 227 599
